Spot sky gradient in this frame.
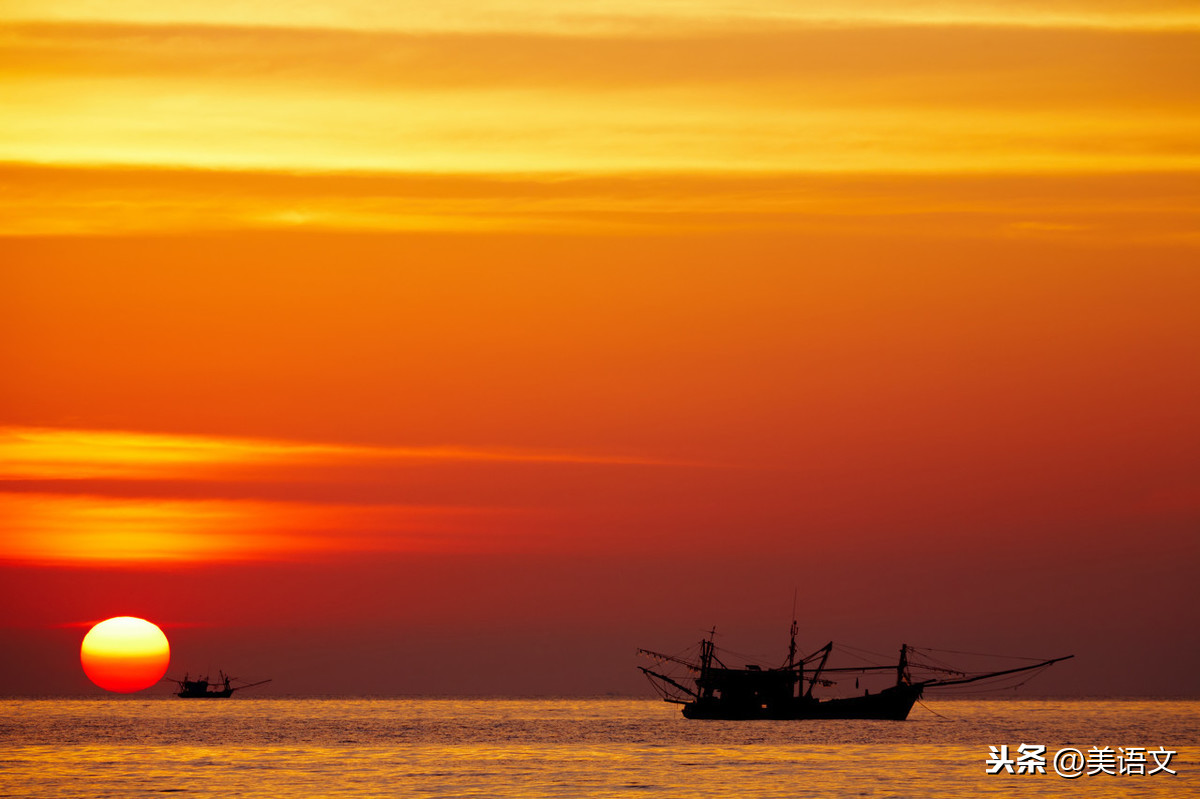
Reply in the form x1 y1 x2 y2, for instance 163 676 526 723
2 0 1198 696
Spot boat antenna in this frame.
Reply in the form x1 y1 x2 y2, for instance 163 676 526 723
786 589 798 669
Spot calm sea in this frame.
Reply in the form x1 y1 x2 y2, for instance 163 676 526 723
1 698 1195 798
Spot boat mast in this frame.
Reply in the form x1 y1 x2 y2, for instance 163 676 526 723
697 627 717 700
786 590 798 670
700 627 716 671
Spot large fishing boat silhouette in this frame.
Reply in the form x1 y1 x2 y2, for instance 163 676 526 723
171 671 271 698
639 622 1072 720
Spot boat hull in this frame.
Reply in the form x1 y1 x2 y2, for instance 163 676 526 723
680 683 923 721
176 690 235 698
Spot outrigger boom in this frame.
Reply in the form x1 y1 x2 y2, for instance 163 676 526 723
920 655 1074 689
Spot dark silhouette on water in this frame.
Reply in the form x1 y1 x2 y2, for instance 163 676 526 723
639 622 1072 720
171 671 271 698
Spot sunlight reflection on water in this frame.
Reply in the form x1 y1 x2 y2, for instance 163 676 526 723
0 699 1195 798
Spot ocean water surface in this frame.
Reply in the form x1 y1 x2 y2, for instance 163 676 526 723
1 698 1195 798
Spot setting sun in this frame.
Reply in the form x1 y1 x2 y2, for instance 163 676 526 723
80 617 171 693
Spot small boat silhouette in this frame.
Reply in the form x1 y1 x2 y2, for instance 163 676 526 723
171 670 271 698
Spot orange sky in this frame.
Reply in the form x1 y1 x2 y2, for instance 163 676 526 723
1 0 1198 695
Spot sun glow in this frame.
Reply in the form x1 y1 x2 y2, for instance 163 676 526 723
0 493 514 565
80 616 170 693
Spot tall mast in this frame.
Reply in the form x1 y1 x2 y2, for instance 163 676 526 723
697 627 717 699
787 589 798 669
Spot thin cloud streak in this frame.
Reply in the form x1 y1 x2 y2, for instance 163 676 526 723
3 164 1198 241
5 0 1200 34
7 22 1199 100
0 492 526 565
0 426 697 483
9 78 1192 177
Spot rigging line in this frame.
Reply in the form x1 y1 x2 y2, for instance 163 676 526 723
916 698 953 720
824 647 888 667
832 655 895 671
933 666 1049 694
906 649 965 672
671 642 701 658
719 646 778 665
835 642 897 662
912 646 1047 661
902 657 960 671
